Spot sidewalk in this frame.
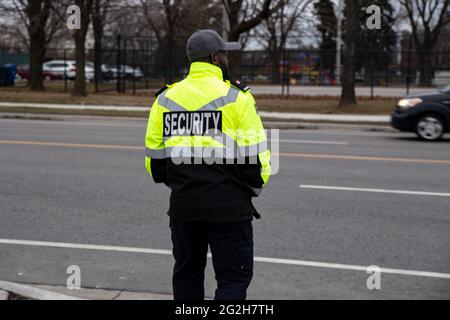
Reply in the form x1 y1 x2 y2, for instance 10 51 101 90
0 102 391 124
258 111 389 123
0 280 172 300
250 85 429 97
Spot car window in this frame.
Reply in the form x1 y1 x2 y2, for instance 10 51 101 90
47 63 66 68
441 85 450 94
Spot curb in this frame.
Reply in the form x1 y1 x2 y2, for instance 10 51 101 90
0 112 395 133
0 102 391 123
258 111 390 123
0 280 174 300
0 280 84 300
262 121 395 132
0 102 147 112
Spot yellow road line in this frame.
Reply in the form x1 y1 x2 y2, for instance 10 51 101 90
276 152 450 165
1 139 450 165
0 140 142 151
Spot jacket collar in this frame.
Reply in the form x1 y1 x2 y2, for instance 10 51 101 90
188 62 223 80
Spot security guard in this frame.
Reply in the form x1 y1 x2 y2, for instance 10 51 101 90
145 29 271 300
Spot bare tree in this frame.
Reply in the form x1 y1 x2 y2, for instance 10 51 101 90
223 0 285 75
224 0 285 41
0 5 29 49
339 0 360 108
399 0 450 86
140 0 221 42
2 0 61 91
140 0 221 81
258 0 313 83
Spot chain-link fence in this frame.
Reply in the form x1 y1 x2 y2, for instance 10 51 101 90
1 34 449 96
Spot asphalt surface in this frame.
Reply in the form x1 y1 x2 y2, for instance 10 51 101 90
0 117 449 299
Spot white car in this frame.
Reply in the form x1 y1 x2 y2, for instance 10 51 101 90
101 64 119 80
120 65 144 80
98 64 143 80
43 60 94 81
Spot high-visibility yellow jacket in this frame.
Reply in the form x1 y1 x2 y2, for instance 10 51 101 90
145 62 271 223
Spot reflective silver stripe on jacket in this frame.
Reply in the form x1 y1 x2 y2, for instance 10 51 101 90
158 87 240 113
147 138 268 160
197 87 240 112
238 141 268 157
145 148 166 159
146 146 240 159
157 92 186 112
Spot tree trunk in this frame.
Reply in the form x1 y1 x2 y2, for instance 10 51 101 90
226 14 241 79
339 0 359 108
92 0 103 92
227 31 243 79
72 0 93 97
73 30 87 96
29 33 46 91
26 0 51 91
270 49 282 84
93 33 102 92
417 47 434 87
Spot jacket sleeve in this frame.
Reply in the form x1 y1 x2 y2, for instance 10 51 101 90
234 91 271 196
145 98 168 184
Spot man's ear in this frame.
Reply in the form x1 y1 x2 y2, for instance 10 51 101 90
211 53 219 66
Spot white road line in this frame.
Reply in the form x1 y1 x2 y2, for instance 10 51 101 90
300 185 450 197
1 239 449 280
0 239 172 255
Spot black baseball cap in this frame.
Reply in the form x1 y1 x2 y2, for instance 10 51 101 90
186 30 242 62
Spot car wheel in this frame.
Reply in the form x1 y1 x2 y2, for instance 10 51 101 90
415 114 445 141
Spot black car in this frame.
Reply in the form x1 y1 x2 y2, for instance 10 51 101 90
391 85 450 141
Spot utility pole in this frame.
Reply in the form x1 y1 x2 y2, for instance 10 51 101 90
335 0 343 85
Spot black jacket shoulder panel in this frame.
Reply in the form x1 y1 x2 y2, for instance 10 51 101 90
231 79 251 92
155 85 169 97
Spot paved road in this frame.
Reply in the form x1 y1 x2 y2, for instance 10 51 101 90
0 117 449 299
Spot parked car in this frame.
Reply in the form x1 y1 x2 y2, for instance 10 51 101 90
99 64 143 81
16 64 30 81
433 71 450 87
120 65 144 80
391 85 450 141
16 64 61 81
43 60 94 81
101 64 119 80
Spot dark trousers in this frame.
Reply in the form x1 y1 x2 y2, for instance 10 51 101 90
170 220 254 300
